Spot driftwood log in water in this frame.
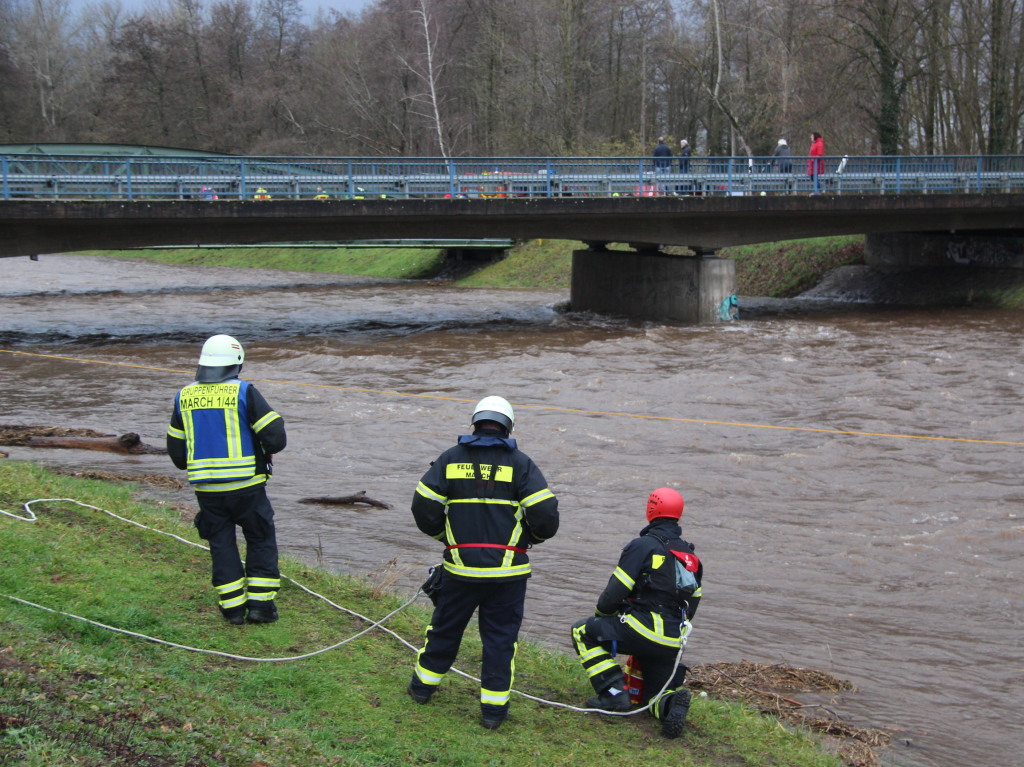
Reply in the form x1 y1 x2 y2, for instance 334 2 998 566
1 425 165 455
298 491 391 509
25 432 166 455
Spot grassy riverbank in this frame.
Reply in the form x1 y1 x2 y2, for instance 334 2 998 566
0 460 844 767
86 236 865 297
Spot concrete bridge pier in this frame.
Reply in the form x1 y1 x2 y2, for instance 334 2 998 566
570 247 736 323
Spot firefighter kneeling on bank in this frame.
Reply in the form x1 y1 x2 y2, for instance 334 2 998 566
571 487 702 738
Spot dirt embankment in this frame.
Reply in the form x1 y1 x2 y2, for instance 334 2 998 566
800 264 1024 306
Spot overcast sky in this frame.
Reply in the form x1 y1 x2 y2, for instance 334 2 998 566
292 0 373 18
76 0 374 21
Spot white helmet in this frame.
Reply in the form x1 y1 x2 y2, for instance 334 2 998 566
196 334 244 382
471 396 514 433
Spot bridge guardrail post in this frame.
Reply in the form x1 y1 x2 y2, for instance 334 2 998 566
239 159 247 200
126 159 133 201
1 156 8 200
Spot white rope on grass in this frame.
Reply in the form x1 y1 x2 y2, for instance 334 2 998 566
1 497 689 716
0 592 419 662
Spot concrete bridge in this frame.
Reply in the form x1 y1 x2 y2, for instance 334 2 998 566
3 194 1024 322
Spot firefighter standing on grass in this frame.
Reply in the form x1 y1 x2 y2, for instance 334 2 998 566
407 396 559 730
166 335 287 625
571 487 702 738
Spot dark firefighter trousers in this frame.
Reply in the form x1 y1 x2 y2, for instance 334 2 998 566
411 576 526 718
194 484 281 614
572 614 687 720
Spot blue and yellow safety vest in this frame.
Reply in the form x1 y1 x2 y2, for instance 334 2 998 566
168 380 281 492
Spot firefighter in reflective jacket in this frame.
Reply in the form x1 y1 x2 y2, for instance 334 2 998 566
407 395 559 730
166 334 287 625
571 487 702 738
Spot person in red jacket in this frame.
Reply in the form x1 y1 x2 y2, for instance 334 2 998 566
807 132 825 193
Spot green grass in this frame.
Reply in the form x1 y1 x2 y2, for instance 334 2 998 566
0 461 844 766
457 239 575 289
85 245 448 280
85 236 864 298
721 236 865 297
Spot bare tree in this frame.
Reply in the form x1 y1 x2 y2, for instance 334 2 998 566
2 0 1021 157
832 0 925 154
410 0 448 157
673 0 754 155
7 0 83 138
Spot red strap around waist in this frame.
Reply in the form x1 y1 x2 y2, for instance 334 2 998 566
446 543 528 554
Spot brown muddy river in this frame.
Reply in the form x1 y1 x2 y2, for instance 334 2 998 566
1 255 1022 767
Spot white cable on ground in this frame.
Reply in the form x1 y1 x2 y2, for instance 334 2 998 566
1 497 689 716
0 592 418 663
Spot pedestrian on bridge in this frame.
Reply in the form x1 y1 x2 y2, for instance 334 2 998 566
678 139 692 173
653 137 673 173
808 132 825 193
773 139 792 174
676 139 693 194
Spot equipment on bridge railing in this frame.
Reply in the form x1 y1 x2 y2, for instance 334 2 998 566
2 149 1024 200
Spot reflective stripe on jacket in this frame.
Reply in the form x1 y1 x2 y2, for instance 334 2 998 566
167 379 284 492
411 430 558 582
596 519 703 625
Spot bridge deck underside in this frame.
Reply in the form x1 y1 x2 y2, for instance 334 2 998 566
2 195 1024 258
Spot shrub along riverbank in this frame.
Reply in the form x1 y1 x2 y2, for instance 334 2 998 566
85 236 866 296
0 461 845 766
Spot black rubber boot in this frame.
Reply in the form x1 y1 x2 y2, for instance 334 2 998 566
220 607 246 625
407 676 434 704
660 688 692 738
481 704 508 730
585 689 631 712
246 601 278 623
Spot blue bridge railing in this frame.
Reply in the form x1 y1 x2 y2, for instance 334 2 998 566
2 154 1024 201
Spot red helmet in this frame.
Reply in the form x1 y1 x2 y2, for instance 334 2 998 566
646 487 684 522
